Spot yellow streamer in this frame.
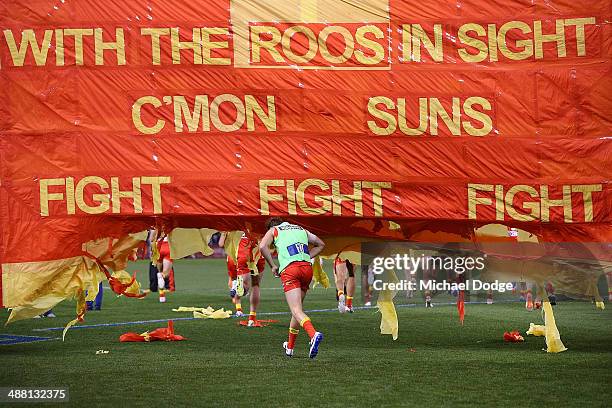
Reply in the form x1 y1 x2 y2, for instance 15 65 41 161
543 302 567 353
168 228 216 259
312 257 330 288
223 231 244 263
173 305 231 319
62 289 86 341
377 269 399 340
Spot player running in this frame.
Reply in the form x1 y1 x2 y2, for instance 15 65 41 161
219 231 266 325
224 255 244 316
236 233 266 327
260 218 325 359
156 235 175 303
334 256 356 313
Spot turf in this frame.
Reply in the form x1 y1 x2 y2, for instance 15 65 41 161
1 259 610 407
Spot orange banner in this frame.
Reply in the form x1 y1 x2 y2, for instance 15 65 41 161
1 0 611 306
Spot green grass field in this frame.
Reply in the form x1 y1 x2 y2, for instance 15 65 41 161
1 259 611 407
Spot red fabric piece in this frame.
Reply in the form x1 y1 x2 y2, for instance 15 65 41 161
119 332 148 342
119 321 186 342
84 254 147 299
503 330 525 343
238 319 279 327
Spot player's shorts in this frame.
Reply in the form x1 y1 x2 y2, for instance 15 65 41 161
280 261 313 292
333 258 354 277
333 257 343 274
227 256 238 280
237 256 265 276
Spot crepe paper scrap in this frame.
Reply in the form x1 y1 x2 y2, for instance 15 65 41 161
238 319 279 327
119 320 185 342
503 330 524 342
526 323 546 337
193 308 232 319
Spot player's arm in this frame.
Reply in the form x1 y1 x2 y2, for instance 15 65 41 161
307 231 325 259
259 228 277 271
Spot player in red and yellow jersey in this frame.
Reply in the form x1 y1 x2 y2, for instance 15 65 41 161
334 256 356 313
225 255 243 316
236 233 266 326
220 232 266 324
156 236 175 303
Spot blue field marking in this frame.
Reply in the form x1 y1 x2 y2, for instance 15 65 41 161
31 300 519 333
0 334 57 345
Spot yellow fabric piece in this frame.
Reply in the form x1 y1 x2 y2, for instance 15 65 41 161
193 308 232 319
85 267 101 302
83 232 146 271
5 231 148 326
315 236 369 265
329 251 362 266
312 256 330 288
7 296 62 322
62 289 86 341
62 318 79 341
4 256 103 324
111 270 143 297
169 228 216 259
377 269 399 340
595 301 605 310
151 238 160 265
246 241 262 274
173 305 230 319
173 306 214 313
526 323 546 337
475 223 539 243
378 299 398 340
388 221 401 230
543 302 567 353
224 231 244 263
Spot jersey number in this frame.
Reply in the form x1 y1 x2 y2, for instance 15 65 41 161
287 243 309 256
